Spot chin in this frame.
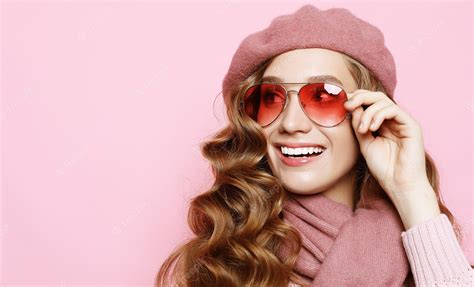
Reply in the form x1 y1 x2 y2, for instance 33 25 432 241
279 175 326 195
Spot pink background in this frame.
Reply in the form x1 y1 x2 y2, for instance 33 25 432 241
1 1 472 285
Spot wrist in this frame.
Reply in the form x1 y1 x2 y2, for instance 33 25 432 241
391 182 441 230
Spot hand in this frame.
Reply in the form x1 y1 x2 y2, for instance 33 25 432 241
343 90 431 203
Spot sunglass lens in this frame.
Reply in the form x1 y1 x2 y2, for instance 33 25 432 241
299 83 347 127
243 83 286 126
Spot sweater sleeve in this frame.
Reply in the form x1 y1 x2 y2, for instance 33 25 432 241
401 213 474 286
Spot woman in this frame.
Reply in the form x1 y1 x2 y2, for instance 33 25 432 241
156 5 473 286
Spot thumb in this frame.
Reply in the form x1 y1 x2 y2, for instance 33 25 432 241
351 106 374 155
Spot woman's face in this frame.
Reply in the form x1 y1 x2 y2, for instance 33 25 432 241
262 48 360 198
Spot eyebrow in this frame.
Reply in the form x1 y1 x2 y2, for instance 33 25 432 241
261 75 344 87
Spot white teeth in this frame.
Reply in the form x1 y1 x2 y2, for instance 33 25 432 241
280 146 325 156
324 83 342 95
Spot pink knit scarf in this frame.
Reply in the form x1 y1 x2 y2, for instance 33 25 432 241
277 189 410 286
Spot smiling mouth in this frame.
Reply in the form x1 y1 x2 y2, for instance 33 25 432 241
277 146 325 158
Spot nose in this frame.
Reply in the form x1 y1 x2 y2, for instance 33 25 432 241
278 91 313 134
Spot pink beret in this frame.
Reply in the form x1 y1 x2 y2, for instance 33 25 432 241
222 4 397 100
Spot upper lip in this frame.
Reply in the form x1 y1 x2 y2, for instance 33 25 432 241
274 142 326 149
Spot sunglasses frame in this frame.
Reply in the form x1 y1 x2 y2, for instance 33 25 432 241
240 82 353 128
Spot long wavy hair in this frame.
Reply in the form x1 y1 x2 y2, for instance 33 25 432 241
155 52 471 287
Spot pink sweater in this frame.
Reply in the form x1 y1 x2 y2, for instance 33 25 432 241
289 213 473 286
401 213 473 286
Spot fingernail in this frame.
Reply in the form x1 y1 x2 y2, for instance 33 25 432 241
358 122 364 132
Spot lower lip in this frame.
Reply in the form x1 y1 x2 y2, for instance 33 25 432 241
276 146 325 167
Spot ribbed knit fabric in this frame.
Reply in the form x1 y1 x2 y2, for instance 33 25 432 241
278 191 410 286
284 201 474 287
401 213 474 286
281 192 354 281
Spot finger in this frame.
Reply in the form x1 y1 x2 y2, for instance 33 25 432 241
345 89 366 103
369 104 399 132
358 100 393 134
344 91 392 111
375 103 417 129
351 106 374 154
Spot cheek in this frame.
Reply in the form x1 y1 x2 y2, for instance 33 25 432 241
263 128 277 166
328 125 360 161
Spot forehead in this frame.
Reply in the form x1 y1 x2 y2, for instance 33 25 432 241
262 48 357 91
